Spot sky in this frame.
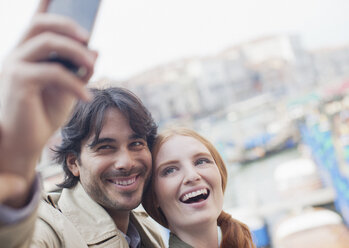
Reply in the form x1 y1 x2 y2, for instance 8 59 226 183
1 0 349 81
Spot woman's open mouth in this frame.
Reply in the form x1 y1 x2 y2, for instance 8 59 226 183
179 188 210 204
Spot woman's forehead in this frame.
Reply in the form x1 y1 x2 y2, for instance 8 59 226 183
156 135 210 160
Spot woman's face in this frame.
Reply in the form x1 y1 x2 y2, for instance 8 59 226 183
153 135 224 231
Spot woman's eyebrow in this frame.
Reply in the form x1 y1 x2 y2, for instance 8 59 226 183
193 152 211 157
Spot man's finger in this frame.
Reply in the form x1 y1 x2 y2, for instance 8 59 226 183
35 0 50 14
18 32 96 74
28 63 92 101
0 174 27 204
19 14 89 46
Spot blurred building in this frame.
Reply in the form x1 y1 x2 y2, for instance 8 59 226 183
118 34 323 124
122 59 202 123
220 35 315 97
310 44 349 86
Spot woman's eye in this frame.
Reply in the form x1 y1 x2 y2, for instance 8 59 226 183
162 167 177 176
195 158 211 166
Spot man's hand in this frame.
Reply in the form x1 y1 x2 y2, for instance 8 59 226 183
0 174 27 204
0 0 97 206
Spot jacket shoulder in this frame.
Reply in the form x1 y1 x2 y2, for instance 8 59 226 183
31 198 65 247
34 196 87 247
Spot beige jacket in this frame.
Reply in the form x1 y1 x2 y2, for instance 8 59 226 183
1 183 165 248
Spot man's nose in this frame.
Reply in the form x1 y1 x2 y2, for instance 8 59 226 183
114 149 135 170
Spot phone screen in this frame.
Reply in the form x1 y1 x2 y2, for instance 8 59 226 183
47 0 101 34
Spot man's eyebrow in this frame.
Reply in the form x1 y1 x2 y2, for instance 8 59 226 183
88 137 115 148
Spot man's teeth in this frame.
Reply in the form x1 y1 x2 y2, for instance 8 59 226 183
110 177 136 186
182 189 207 202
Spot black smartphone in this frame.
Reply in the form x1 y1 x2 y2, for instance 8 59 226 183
47 0 102 75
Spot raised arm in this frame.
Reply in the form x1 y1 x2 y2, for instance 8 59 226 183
0 0 97 208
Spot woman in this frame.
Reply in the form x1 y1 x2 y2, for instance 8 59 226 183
143 127 255 248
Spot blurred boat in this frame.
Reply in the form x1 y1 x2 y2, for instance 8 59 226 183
273 158 323 198
239 124 298 164
273 208 349 248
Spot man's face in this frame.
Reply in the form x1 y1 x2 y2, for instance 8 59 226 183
71 108 152 212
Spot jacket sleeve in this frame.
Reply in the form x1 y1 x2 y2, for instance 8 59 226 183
0 177 41 248
0 201 63 248
0 176 62 248
0 205 38 248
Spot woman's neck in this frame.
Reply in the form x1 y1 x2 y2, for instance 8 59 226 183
172 221 219 248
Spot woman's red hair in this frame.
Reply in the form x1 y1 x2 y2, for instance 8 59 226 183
142 127 255 248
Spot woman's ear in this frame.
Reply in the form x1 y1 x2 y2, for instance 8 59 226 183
66 153 80 177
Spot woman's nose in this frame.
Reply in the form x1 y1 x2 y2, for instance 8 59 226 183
183 166 201 185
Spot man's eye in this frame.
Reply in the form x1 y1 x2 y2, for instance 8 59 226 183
195 158 211 166
97 145 113 150
130 141 146 148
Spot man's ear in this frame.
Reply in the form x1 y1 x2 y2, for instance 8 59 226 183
66 153 80 177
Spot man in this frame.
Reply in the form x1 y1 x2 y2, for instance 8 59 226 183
0 0 164 247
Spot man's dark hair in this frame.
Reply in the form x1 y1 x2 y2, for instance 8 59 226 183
54 87 157 188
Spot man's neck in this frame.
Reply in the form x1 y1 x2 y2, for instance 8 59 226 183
106 208 131 234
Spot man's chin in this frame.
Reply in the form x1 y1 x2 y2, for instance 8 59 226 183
119 194 143 209
109 193 143 210
101 198 141 213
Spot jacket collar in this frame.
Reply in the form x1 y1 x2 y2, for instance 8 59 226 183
57 183 125 245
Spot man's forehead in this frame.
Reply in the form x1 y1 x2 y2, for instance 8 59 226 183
81 108 119 137
85 126 144 143
96 107 130 132
87 132 141 142
84 107 147 143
